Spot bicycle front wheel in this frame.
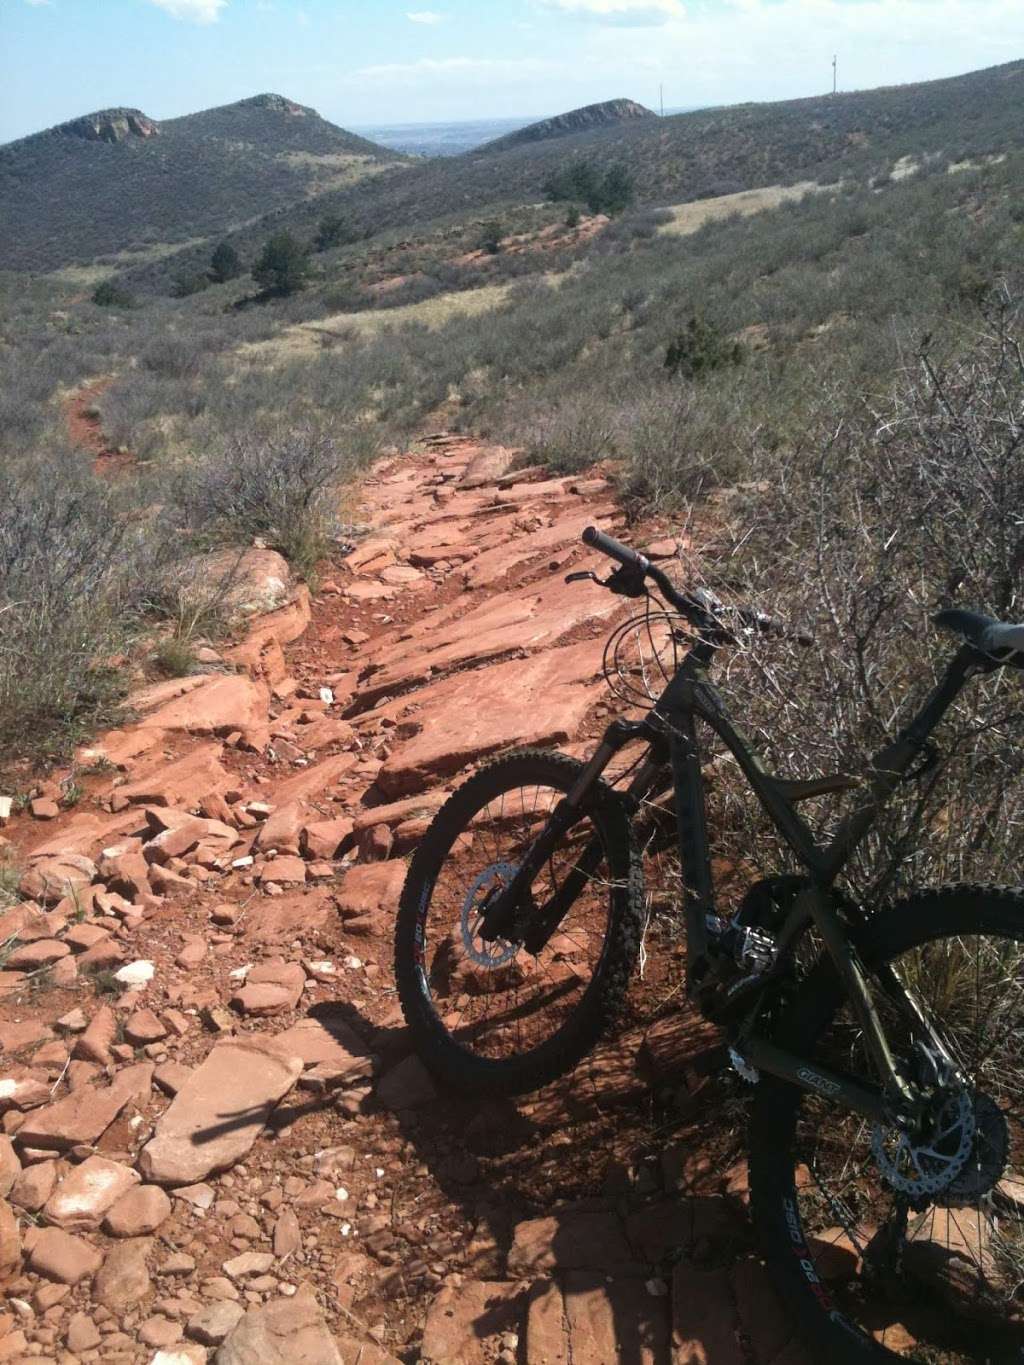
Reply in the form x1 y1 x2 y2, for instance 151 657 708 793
750 886 1024 1364
394 748 643 1096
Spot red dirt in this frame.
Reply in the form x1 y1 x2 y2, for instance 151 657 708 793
65 379 134 476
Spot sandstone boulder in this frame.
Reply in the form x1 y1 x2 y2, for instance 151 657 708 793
42 1155 139 1230
27 1226 102 1284
138 1036 302 1185
19 852 96 905
215 1283 342 1365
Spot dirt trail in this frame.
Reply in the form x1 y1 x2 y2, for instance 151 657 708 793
0 436 817 1364
66 379 134 476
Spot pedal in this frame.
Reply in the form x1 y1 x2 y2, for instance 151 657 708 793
733 924 776 973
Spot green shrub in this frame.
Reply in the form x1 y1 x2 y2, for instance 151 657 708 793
565 205 581 229
314 215 355 252
91 280 134 309
664 316 744 379
172 272 210 299
210 241 242 283
479 221 503 254
253 232 310 297
544 159 635 215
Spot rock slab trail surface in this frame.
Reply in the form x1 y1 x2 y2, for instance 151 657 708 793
0 435 818 1363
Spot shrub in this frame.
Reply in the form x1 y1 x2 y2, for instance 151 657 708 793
479 221 503 255
0 456 150 764
170 427 366 576
543 159 636 215
253 232 310 297
314 215 355 252
701 305 1024 898
91 280 134 309
565 205 581 229
664 315 744 379
210 241 242 283
172 272 211 298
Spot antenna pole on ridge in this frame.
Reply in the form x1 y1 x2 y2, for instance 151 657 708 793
832 54 837 96
659 83 664 117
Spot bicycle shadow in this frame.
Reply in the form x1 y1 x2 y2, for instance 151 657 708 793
296 991 757 1363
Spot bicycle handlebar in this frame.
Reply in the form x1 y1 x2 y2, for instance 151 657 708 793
581 525 649 572
581 526 813 648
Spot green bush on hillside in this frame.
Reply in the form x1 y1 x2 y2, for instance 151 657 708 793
253 231 310 297
664 316 744 379
314 214 356 252
543 159 635 216
479 220 503 254
172 271 211 299
91 280 134 308
210 240 242 283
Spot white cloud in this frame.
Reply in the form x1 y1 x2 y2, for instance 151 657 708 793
407 9 444 23
343 0 1024 119
148 0 226 22
351 55 556 84
24 0 55 8
539 0 684 24
576 0 1024 102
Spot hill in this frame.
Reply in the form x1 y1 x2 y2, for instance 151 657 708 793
481 98 655 152
120 58 1024 296
0 93 407 273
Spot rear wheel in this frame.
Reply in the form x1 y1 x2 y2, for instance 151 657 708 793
394 749 643 1096
750 887 1024 1363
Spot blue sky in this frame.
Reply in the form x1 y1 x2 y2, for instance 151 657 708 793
2 0 1022 143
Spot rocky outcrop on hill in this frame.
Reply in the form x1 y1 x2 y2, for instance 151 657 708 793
235 93 311 117
482 98 655 153
57 109 159 143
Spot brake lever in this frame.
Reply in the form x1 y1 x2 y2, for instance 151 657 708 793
606 565 649 598
565 567 649 599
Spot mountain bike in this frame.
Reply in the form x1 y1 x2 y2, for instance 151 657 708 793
394 525 1024 1364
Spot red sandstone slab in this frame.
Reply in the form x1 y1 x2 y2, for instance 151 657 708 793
109 743 230 811
462 510 621 591
134 675 269 738
376 639 604 797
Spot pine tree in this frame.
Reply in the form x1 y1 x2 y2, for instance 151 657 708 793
210 241 242 283
252 232 310 296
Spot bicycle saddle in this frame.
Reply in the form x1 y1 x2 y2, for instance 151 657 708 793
933 607 1024 662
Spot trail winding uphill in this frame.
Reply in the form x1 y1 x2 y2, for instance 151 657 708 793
0 436 822 1364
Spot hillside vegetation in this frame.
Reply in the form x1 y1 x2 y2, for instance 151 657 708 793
120 58 1024 296
0 94 405 273
3 59 1024 802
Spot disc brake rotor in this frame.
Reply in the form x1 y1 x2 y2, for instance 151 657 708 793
460 862 520 969
871 1089 975 1198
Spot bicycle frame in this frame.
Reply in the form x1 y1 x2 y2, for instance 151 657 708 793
554 636 992 1126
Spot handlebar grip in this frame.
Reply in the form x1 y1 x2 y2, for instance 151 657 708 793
582 526 646 571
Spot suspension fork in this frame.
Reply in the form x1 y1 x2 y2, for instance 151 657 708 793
478 719 656 945
668 711 714 988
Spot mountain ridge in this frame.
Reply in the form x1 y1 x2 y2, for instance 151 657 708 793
112 57 1024 297
480 97 656 153
0 93 406 272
